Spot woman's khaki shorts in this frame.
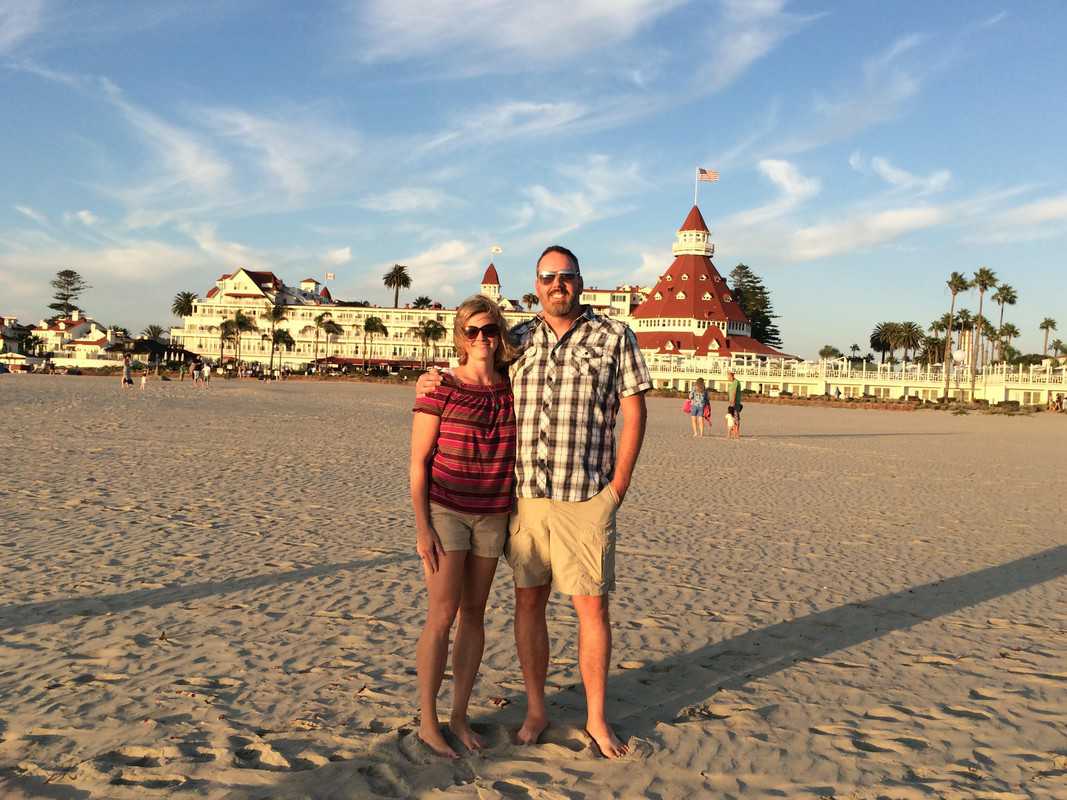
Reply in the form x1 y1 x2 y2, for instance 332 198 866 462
429 503 508 559
505 484 619 596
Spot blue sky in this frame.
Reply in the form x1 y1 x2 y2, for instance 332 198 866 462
2 0 1065 358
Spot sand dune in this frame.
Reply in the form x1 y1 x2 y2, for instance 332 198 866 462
0 376 1064 799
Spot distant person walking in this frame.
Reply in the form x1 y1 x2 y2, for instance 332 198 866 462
121 355 133 389
139 370 147 391
688 378 710 437
726 369 743 439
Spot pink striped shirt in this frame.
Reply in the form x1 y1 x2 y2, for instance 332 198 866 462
413 375 516 514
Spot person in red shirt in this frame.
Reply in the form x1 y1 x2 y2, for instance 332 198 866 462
410 295 516 758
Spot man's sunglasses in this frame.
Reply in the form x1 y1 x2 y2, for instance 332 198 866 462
537 270 580 286
462 323 501 340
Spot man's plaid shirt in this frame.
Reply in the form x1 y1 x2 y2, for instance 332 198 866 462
507 306 651 502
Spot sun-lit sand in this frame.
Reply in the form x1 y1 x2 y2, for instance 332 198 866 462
1 375 1064 799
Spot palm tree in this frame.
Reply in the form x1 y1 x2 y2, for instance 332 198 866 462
522 293 538 310
321 319 344 367
898 321 924 363
416 319 448 367
171 291 198 318
233 310 257 368
1051 338 1065 357
312 311 331 368
141 325 166 341
272 329 295 366
969 266 997 396
849 343 860 358
920 335 944 365
218 319 237 364
941 271 970 399
991 283 1017 361
818 345 842 360
24 334 44 356
998 323 1020 360
383 264 411 308
266 304 288 376
1040 317 1057 354
412 295 433 309
870 322 896 363
362 316 388 371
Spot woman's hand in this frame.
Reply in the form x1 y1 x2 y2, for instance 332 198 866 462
416 526 446 573
416 368 443 398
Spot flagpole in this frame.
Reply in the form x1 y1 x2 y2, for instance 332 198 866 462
694 167 699 207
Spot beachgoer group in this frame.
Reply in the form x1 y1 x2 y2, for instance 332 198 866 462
412 245 650 760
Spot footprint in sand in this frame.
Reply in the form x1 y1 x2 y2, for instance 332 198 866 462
357 763 409 798
100 745 161 768
233 740 292 771
73 672 127 684
940 704 994 721
110 769 189 790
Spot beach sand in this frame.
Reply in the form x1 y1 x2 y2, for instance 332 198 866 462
1 375 1064 799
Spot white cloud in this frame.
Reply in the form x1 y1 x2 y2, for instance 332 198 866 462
65 209 99 226
788 206 947 260
418 101 588 154
0 0 44 53
350 0 684 71
179 222 268 268
355 239 483 301
965 193 1067 244
0 239 202 282
870 156 950 194
848 150 864 172
325 246 352 265
14 204 48 225
198 107 359 199
724 159 820 226
358 187 452 213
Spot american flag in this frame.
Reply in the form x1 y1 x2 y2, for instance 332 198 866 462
697 168 720 182
325 272 335 281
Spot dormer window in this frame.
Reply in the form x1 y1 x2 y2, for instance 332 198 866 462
677 291 686 300
654 291 663 300
665 275 673 281
702 291 712 300
724 294 733 302
699 274 707 280
680 273 688 280
714 276 722 282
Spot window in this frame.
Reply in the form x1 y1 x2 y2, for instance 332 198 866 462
702 292 712 301
677 291 686 300
654 292 662 300
665 275 672 281
723 294 733 303
680 273 688 280
699 274 707 281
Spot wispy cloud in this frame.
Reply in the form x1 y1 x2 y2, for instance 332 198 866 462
198 107 360 200
850 153 951 194
353 238 485 301
179 222 268 268
788 206 947 260
64 209 99 226
0 0 44 54
417 100 589 155
325 246 352 266
347 0 684 73
358 187 453 213
723 159 820 226
13 204 48 226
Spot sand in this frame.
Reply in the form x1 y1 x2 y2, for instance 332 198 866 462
0 374 1064 799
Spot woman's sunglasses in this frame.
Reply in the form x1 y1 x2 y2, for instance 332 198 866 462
537 270 579 286
462 323 501 340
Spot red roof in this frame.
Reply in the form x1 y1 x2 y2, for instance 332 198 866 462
36 317 90 332
631 253 747 324
206 287 219 298
319 286 333 301
69 336 107 346
243 270 280 289
481 263 500 285
636 327 791 359
679 205 708 232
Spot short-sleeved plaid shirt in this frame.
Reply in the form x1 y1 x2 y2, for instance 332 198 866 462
508 306 651 502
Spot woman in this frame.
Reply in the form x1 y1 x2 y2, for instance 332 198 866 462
410 294 516 758
688 378 710 437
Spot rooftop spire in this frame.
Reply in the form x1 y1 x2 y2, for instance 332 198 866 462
673 205 714 257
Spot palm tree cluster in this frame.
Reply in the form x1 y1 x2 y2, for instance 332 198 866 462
868 321 925 364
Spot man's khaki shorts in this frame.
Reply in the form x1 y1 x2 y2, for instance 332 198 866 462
430 503 508 559
505 485 619 596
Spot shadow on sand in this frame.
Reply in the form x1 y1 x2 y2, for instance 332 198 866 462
0 552 413 632
221 544 1066 798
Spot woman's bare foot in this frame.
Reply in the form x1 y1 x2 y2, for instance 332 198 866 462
418 723 459 759
515 713 548 745
449 715 485 752
585 721 628 759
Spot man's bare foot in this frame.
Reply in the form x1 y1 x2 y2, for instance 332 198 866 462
585 721 628 759
418 723 459 759
515 713 548 745
449 716 485 752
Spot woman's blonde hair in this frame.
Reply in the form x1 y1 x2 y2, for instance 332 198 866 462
695 377 705 392
453 294 515 368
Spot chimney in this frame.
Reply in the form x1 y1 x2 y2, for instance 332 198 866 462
71 309 81 321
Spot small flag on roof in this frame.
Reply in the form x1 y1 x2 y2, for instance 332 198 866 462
325 272 335 281
697 168 720 182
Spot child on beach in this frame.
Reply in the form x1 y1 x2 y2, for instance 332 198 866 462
409 295 516 758
688 378 710 437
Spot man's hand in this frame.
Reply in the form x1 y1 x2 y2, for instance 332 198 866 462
610 478 629 506
416 368 443 398
416 526 446 573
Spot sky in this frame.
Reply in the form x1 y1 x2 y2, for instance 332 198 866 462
2 0 1066 358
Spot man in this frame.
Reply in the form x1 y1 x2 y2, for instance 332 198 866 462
418 245 650 758
727 369 743 439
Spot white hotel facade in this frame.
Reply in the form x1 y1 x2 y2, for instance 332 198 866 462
169 206 1066 406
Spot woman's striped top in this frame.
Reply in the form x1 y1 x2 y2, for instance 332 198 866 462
413 375 516 514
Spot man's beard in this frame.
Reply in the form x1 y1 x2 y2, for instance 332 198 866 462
544 289 578 317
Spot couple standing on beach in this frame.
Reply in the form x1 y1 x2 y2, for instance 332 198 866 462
409 245 651 759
